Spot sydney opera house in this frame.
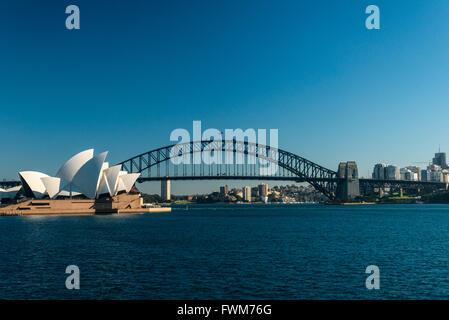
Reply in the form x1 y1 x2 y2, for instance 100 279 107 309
0 149 170 215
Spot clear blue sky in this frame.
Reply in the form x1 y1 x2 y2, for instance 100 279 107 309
1 0 448 194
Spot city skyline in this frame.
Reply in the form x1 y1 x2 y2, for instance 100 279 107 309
2 1 449 194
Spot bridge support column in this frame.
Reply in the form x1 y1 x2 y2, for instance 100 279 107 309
161 179 171 201
336 161 360 201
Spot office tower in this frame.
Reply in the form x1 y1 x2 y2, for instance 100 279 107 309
372 163 387 179
433 152 447 169
258 183 268 197
406 166 421 181
220 185 229 196
243 186 251 202
386 165 400 180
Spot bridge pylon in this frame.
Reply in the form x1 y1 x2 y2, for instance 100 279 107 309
336 161 360 201
161 178 171 201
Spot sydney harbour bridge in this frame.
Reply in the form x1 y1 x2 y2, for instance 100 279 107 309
1 140 447 201
117 140 447 201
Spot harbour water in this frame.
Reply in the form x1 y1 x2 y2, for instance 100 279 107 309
1 203 449 299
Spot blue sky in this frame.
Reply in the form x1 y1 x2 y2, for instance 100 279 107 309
1 0 448 194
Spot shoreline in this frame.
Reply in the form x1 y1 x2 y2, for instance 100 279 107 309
0 193 172 216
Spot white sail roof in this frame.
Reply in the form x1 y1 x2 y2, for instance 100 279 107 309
57 190 82 197
71 151 108 199
56 182 83 198
18 171 49 198
56 149 94 183
14 149 140 200
96 162 111 197
0 186 21 199
41 177 62 199
104 165 122 196
97 176 110 196
119 173 141 193
116 171 128 193
98 162 109 192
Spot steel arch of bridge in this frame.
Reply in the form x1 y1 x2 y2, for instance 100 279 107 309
118 140 339 199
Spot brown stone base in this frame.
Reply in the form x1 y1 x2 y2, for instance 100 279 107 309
0 193 171 216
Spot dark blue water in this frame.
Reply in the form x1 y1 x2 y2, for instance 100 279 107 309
1 204 449 299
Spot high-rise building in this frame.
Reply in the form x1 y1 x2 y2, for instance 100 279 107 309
161 179 171 201
243 186 251 202
220 185 229 196
406 166 421 181
372 163 387 180
400 168 409 180
258 183 268 197
251 186 259 197
400 168 418 181
433 152 447 169
421 169 429 182
385 165 400 180
430 171 442 182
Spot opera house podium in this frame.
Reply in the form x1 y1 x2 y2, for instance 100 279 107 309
0 192 170 216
